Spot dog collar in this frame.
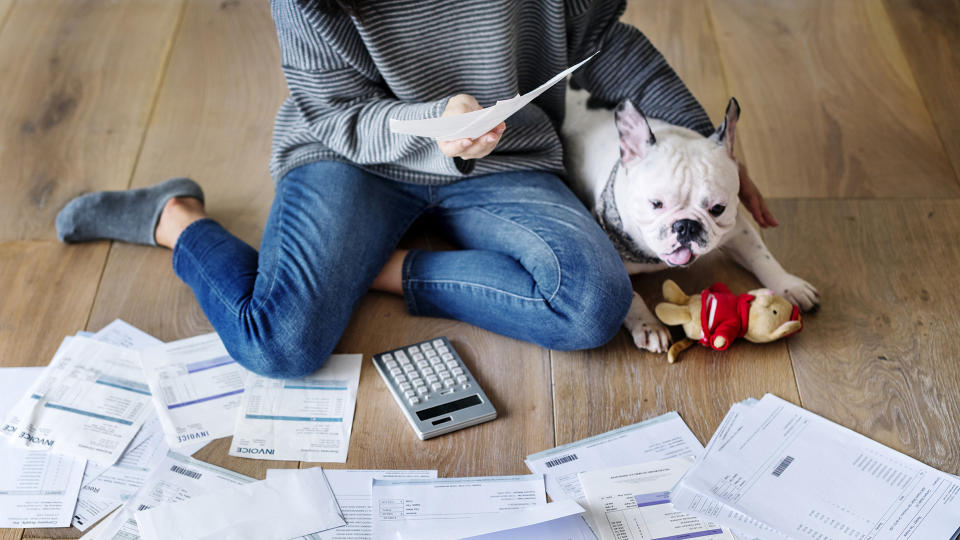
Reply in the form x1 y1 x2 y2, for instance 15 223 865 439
594 163 662 264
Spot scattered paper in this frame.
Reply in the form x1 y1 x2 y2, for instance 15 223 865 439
1 336 153 465
140 333 245 448
92 319 164 350
672 394 960 540
371 474 549 539
266 468 438 540
135 465 345 540
0 367 87 528
94 450 254 540
459 501 596 540
230 354 363 463
579 457 733 540
390 52 598 141
525 411 702 505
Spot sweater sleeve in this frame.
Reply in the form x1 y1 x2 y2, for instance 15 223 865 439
271 0 470 174
570 1 714 137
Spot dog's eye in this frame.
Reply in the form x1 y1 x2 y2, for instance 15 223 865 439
651 200 663 210
773 310 778 315
709 204 726 217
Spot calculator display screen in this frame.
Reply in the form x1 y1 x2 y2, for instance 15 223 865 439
416 394 482 421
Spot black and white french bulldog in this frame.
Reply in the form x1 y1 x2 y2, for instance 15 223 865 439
561 84 819 352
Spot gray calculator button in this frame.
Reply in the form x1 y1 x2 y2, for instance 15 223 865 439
441 353 454 361
456 375 468 383
417 386 428 395
412 378 424 387
426 374 439 383
462 383 471 390
432 339 444 348
407 346 420 355
416 360 429 368
422 367 435 375
399 382 412 391
404 390 416 398
408 397 420 405
431 382 443 391
445 360 458 369
437 346 449 354
395 374 408 383
382 353 394 361
443 379 455 388
430 357 443 366
451 367 464 376
389 367 402 376
421 342 433 349
412 353 424 361
404 366 417 375
385 360 398 369
425 348 438 358
438 371 450 380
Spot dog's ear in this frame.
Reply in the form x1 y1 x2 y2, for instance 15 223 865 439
710 97 740 158
614 100 655 166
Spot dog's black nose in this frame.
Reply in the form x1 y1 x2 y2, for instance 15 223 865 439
672 219 703 243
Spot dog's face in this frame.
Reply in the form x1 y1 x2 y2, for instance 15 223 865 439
614 98 741 267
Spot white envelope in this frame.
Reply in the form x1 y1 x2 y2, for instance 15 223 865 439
134 465 345 540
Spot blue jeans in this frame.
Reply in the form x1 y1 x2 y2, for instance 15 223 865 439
172 161 632 378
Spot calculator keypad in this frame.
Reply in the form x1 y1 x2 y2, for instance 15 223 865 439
375 337 480 409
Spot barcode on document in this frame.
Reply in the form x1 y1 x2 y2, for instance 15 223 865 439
137 504 152 512
772 456 794 477
544 454 578 468
170 465 203 480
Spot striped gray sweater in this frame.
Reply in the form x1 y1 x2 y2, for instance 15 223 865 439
269 0 714 185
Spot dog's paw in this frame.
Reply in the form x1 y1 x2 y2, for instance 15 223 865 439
771 274 820 312
624 318 671 353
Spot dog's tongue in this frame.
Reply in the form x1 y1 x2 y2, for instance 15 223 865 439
666 247 692 266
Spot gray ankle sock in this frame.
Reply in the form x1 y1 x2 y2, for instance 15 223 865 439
56 177 204 245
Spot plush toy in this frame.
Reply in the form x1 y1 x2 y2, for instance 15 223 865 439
654 280 802 363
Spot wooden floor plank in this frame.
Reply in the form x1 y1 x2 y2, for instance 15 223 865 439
0 241 107 367
0 0 184 242
86 0 285 337
767 199 960 475
623 0 730 126
552 252 803 447
708 0 958 198
330 293 554 477
0 525 20 540
0 1 14 33
882 0 960 185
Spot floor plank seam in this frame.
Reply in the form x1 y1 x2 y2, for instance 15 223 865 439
547 347 558 449
81 241 114 332
122 0 189 191
875 1 960 188
0 0 15 37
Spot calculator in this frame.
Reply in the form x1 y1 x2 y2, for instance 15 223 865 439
372 337 497 440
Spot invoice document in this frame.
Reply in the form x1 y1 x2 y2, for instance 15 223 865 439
94 450 253 540
140 332 245 448
525 411 702 505
371 474 558 539
135 465 346 540
389 52 598 141
579 457 733 540
0 366 86 528
2 336 153 465
673 394 960 540
267 468 438 540
91 319 163 350
230 354 363 463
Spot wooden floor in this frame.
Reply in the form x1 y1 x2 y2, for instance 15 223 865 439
1 1 958 538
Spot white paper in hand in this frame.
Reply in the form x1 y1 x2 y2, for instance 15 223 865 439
390 52 598 141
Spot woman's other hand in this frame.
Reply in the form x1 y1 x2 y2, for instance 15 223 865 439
738 162 778 228
437 94 506 160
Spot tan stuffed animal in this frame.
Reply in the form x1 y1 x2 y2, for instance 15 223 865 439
654 280 802 363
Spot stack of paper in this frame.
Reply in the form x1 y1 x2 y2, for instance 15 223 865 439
672 394 960 540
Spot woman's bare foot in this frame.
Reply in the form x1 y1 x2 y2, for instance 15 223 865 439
155 197 207 249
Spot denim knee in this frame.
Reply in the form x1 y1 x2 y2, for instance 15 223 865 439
224 315 335 379
542 267 633 351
